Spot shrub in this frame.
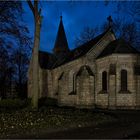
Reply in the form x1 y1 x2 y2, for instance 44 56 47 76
38 97 58 107
0 98 31 111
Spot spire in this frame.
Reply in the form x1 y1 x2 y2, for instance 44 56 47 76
53 16 70 55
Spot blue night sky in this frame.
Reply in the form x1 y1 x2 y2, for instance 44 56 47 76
22 1 131 53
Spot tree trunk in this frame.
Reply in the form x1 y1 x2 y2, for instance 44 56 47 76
27 0 42 110
31 20 41 109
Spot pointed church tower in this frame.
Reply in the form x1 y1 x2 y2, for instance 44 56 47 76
53 16 70 55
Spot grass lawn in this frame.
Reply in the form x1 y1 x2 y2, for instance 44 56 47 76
0 106 117 138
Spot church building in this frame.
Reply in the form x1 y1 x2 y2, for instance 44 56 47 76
28 16 140 109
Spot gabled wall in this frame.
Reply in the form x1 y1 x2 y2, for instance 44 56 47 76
86 29 116 61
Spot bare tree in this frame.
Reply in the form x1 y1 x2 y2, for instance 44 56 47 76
75 26 98 47
0 1 30 47
101 17 139 50
27 0 42 109
115 1 140 23
12 46 29 99
0 1 32 99
0 46 13 99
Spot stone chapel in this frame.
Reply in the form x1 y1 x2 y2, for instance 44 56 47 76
28 16 140 109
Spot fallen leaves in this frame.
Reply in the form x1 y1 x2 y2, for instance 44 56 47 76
0 107 116 138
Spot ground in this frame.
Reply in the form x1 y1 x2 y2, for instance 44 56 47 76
44 110 140 139
0 106 140 139
0 106 116 139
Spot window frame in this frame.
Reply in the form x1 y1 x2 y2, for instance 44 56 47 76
120 69 128 92
102 71 108 92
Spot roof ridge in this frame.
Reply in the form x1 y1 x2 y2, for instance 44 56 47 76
87 28 115 54
97 38 139 59
115 39 138 53
39 28 116 69
71 28 111 54
39 50 53 55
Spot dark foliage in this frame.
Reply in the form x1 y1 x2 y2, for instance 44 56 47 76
38 97 58 108
11 46 29 99
75 26 98 47
0 1 32 99
101 17 140 50
0 1 31 44
0 46 12 98
0 98 31 111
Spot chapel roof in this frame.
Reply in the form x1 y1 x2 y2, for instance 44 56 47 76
39 28 111 69
39 51 55 69
97 39 139 59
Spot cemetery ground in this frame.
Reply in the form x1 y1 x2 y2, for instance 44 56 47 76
0 98 140 139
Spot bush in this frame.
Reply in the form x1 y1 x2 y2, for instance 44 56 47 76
38 97 58 108
0 98 31 111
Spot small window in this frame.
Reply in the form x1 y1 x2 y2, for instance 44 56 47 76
71 74 76 95
57 72 64 95
102 71 107 91
73 74 76 93
68 73 76 95
121 69 127 91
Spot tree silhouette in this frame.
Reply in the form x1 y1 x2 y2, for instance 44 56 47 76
0 1 31 99
75 26 98 47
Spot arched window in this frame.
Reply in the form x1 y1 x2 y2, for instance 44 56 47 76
121 69 127 91
73 74 76 94
102 71 107 91
69 72 76 95
56 72 64 95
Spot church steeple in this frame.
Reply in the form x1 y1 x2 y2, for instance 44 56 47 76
53 16 70 55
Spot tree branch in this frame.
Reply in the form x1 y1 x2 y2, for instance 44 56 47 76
27 0 35 16
34 0 38 17
34 0 38 10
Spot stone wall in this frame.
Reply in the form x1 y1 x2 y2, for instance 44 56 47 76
76 67 95 108
109 75 116 109
45 53 139 109
116 94 135 109
136 75 140 109
96 54 139 109
58 70 76 106
50 58 84 106
47 58 95 107
96 94 108 108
